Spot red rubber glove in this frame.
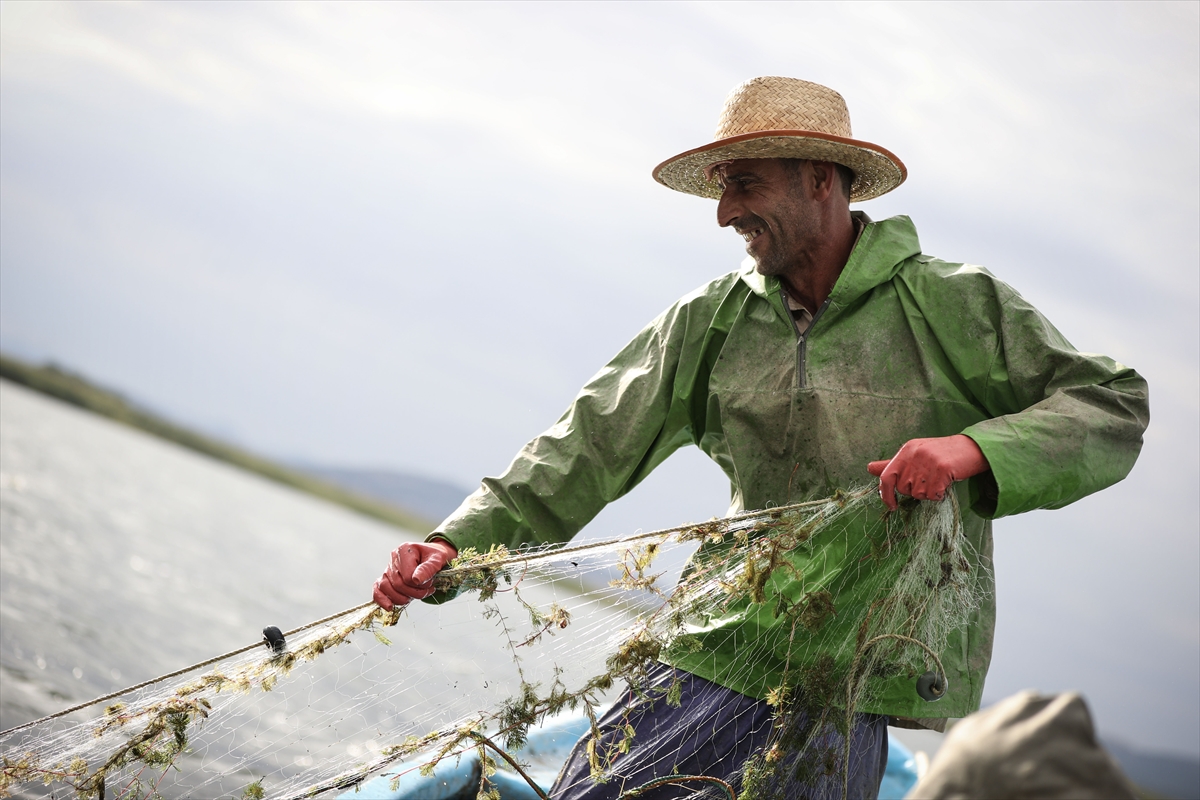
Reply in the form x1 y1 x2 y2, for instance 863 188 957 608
867 434 990 511
373 539 458 610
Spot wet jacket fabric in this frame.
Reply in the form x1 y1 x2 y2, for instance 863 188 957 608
434 213 1149 720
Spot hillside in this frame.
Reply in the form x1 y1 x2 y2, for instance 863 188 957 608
0 353 436 533
292 466 471 524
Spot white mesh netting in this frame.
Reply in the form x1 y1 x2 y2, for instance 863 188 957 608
0 487 987 800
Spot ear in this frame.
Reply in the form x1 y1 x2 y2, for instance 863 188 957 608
809 161 840 202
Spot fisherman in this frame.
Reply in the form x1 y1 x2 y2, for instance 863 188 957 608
372 77 1149 798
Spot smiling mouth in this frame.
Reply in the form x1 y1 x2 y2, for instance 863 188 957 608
739 227 763 243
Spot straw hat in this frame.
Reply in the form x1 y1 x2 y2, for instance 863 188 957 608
653 76 906 202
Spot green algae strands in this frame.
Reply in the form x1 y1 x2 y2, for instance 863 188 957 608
0 352 436 535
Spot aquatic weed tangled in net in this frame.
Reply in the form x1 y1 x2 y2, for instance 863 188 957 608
1 486 987 800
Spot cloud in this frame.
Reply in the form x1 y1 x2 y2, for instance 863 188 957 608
1 0 1196 755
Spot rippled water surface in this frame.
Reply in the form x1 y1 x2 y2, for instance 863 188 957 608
1 380 600 797
0 379 429 727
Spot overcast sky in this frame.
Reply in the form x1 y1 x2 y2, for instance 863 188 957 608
1 1 1196 757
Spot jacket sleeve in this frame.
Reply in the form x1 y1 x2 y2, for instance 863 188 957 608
951 275 1150 518
431 303 703 555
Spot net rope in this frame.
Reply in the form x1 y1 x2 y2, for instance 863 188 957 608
0 486 988 800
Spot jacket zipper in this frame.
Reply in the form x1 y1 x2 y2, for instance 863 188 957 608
780 288 831 390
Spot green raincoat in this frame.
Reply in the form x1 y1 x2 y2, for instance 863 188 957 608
434 213 1149 720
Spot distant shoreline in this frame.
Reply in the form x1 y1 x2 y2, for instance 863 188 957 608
0 353 436 534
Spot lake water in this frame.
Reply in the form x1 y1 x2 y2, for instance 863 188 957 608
0 379 427 726
0 380 633 798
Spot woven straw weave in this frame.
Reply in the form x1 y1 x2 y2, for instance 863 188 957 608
715 77 852 140
654 76 905 202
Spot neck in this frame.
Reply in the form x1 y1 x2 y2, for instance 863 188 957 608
780 209 857 313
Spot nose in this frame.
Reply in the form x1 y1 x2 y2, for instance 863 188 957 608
716 187 741 229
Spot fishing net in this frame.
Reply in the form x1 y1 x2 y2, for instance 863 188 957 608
0 486 987 800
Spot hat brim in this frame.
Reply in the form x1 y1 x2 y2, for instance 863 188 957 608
653 130 906 202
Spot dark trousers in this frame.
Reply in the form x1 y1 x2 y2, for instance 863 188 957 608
550 664 888 800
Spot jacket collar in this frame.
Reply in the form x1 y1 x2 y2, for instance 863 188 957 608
739 213 922 309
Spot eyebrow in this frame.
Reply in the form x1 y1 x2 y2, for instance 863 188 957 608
719 169 758 187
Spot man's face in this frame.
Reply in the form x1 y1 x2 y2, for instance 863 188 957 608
714 159 818 277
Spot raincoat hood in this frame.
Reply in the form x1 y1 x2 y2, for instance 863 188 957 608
740 212 922 310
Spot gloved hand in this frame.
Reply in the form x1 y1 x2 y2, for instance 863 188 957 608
867 434 990 511
373 539 458 610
